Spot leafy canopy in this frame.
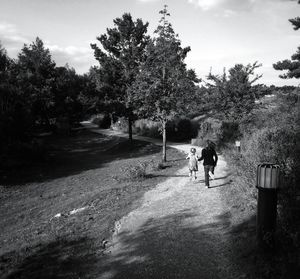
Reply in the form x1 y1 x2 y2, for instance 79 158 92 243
128 5 199 123
91 13 150 116
206 62 262 121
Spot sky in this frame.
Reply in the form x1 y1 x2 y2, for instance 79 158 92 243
0 0 300 86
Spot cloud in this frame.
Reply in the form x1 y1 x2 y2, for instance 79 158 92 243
188 0 225 11
0 21 95 73
137 0 160 2
187 0 292 13
0 22 30 54
46 43 96 73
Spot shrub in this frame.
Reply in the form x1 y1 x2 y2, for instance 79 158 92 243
148 159 166 171
216 121 241 147
91 114 111 128
118 161 148 181
133 119 161 138
194 117 221 147
167 117 199 141
111 117 129 132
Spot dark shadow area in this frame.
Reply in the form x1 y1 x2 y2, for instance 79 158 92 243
5 209 286 278
93 210 246 279
0 129 163 186
227 213 300 278
169 158 186 162
3 237 99 279
146 174 189 178
214 175 229 181
209 181 231 188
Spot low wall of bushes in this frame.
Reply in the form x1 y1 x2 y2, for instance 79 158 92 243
111 117 199 142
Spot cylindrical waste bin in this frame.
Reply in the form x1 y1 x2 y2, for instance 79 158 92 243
235 141 241 152
256 163 280 249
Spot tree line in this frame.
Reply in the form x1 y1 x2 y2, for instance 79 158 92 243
0 5 299 163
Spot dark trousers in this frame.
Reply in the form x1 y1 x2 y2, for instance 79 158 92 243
204 165 214 187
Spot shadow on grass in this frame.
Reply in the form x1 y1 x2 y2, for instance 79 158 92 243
0 130 165 186
4 211 267 279
146 174 189 178
209 181 231 188
4 237 99 279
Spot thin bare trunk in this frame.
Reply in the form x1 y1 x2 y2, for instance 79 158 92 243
162 120 167 162
128 116 133 142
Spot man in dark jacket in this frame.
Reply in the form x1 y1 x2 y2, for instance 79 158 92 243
198 140 218 188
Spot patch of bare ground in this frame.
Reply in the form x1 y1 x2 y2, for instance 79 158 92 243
0 129 186 279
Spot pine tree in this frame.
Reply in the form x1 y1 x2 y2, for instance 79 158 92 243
273 1 300 79
17 37 56 129
207 62 262 121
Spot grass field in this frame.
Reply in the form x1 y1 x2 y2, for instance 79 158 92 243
0 129 187 279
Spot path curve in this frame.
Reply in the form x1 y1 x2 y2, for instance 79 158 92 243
82 122 242 279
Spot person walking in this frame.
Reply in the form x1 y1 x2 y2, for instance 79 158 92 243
186 147 199 181
198 140 218 188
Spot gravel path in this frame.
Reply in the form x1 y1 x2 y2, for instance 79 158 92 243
83 123 244 279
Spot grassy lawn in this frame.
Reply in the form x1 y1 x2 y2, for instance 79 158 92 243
0 129 187 278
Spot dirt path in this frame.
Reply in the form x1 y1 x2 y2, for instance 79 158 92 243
82 123 246 279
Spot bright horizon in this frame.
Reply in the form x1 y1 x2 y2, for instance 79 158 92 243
1 0 300 86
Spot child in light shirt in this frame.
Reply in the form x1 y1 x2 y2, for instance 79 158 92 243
186 147 199 180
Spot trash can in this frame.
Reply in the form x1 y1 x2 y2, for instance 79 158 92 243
256 163 280 249
235 141 241 152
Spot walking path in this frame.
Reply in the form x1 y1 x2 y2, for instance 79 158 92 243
82 122 243 279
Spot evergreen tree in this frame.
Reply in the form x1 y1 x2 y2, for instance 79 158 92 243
0 44 32 145
53 65 86 125
207 62 262 121
273 1 300 79
17 37 56 129
91 13 150 141
129 6 199 162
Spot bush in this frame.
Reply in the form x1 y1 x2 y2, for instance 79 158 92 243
91 114 111 128
166 117 199 142
194 117 221 147
118 161 148 181
216 121 241 147
133 119 161 138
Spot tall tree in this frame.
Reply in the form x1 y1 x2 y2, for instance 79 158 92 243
53 65 87 125
128 6 199 162
91 13 150 141
273 1 300 79
0 44 32 145
206 62 262 121
17 37 56 129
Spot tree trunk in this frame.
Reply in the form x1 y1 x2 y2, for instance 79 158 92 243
162 120 167 162
128 116 133 142
109 113 113 129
